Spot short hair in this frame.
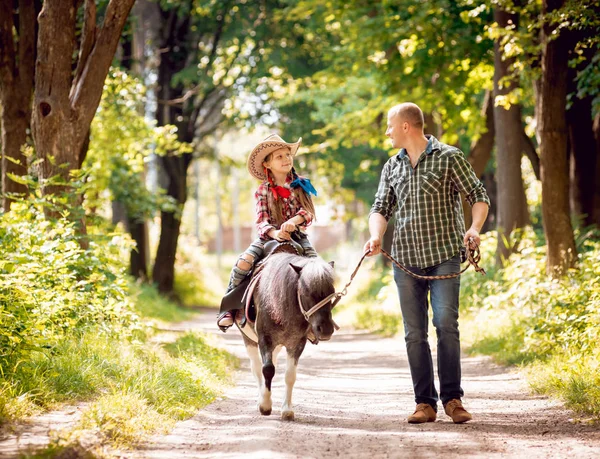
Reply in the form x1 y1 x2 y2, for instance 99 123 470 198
388 103 424 130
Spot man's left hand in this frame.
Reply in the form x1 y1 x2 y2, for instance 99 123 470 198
464 228 481 247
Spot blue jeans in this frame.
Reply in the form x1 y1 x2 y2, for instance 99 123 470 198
393 254 463 409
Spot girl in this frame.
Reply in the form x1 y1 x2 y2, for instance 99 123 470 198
217 134 318 331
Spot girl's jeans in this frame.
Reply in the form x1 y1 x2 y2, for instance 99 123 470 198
393 254 463 408
227 232 317 292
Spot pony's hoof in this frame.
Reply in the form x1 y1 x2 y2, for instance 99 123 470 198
281 411 295 421
259 406 272 416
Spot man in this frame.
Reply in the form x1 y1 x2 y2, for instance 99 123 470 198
364 103 490 424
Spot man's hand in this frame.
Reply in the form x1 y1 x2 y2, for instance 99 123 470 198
280 221 297 234
363 236 382 256
464 228 480 247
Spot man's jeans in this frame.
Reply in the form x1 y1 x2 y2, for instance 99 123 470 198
393 254 463 408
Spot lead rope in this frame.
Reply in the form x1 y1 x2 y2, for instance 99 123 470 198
380 238 486 281
297 239 485 323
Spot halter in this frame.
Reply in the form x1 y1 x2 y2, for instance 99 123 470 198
296 290 338 322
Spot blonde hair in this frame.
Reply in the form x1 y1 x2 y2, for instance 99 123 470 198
389 102 424 130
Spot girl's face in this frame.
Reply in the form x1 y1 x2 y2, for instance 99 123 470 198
264 148 293 176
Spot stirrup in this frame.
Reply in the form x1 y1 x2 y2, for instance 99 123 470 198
217 311 234 333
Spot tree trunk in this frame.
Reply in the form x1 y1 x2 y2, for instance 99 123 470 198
592 113 600 227
463 90 495 228
31 0 135 216
537 0 577 275
129 218 149 280
493 9 530 264
468 90 495 178
522 130 541 180
0 0 36 210
151 7 194 295
152 155 192 294
423 111 442 139
568 95 597 227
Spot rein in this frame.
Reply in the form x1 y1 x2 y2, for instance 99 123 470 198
295 239 485 324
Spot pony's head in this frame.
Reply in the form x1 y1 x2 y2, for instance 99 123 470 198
291 258 336 342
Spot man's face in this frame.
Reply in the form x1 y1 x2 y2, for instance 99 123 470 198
386 113 406 149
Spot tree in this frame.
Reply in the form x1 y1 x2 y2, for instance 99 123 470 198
149 0 282 294
0 0 39 210
31 0 135 214
493 7 529 264
537 0 577 274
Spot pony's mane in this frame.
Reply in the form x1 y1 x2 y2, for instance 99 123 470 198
256 253 334 326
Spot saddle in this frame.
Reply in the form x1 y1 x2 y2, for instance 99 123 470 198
218 239 303 326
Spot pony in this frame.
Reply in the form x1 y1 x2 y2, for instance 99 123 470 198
236 251 337 421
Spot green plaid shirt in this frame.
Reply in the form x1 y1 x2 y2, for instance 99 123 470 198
370 135 490 268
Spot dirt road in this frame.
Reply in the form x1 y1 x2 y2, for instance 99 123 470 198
128 310 600 459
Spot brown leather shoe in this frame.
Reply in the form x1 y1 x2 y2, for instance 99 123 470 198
444 399 472 423
407 403 437 424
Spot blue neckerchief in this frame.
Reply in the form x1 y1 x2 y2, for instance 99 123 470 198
290 176 317 196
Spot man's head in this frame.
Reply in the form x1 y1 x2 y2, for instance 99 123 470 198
386 103 425 149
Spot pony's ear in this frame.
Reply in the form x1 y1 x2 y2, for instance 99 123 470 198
329 261 335 268
290 263 303 274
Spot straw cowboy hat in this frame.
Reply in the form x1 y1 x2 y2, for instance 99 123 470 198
246 134 302 181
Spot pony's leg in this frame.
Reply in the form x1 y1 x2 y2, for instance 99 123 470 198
258 337 275 416
244 341 265 411
281 350 299 421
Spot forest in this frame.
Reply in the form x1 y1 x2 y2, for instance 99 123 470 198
1 0 599 455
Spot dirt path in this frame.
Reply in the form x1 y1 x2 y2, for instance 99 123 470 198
128 309 600 459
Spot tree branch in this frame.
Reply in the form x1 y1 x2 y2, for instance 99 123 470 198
71 0 96 97
71 0 135 136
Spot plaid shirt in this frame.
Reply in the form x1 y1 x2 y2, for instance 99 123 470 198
255 180 313 239
370 135 490 268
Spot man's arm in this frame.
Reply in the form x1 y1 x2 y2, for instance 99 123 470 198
363 212 388 256
464 201 489 246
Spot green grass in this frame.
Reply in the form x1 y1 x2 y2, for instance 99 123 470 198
15 330 238 453
131 281 195 323
354 307 401 337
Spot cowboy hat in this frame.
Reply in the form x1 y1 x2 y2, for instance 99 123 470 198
246 134 302 181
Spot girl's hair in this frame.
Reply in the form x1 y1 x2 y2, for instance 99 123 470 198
263 152 316 227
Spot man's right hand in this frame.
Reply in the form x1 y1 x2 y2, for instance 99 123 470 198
363 236 382 256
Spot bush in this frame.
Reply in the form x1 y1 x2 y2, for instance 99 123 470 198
0 203 138 378
461 229 600 416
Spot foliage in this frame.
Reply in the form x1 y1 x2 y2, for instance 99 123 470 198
0 195 237 442
85 69 189 221
461 229 600 416
354 307 401 338
172 236 223 307
130 281 195 323
15 330 237 452
0 202 138 380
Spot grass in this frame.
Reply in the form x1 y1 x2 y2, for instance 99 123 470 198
1 267 239 455
17 330 238 454
131 281 195 323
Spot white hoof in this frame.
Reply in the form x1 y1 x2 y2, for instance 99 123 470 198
281 410 295 421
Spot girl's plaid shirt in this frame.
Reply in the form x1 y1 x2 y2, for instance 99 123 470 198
370 135 490 269
255 181 312 239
